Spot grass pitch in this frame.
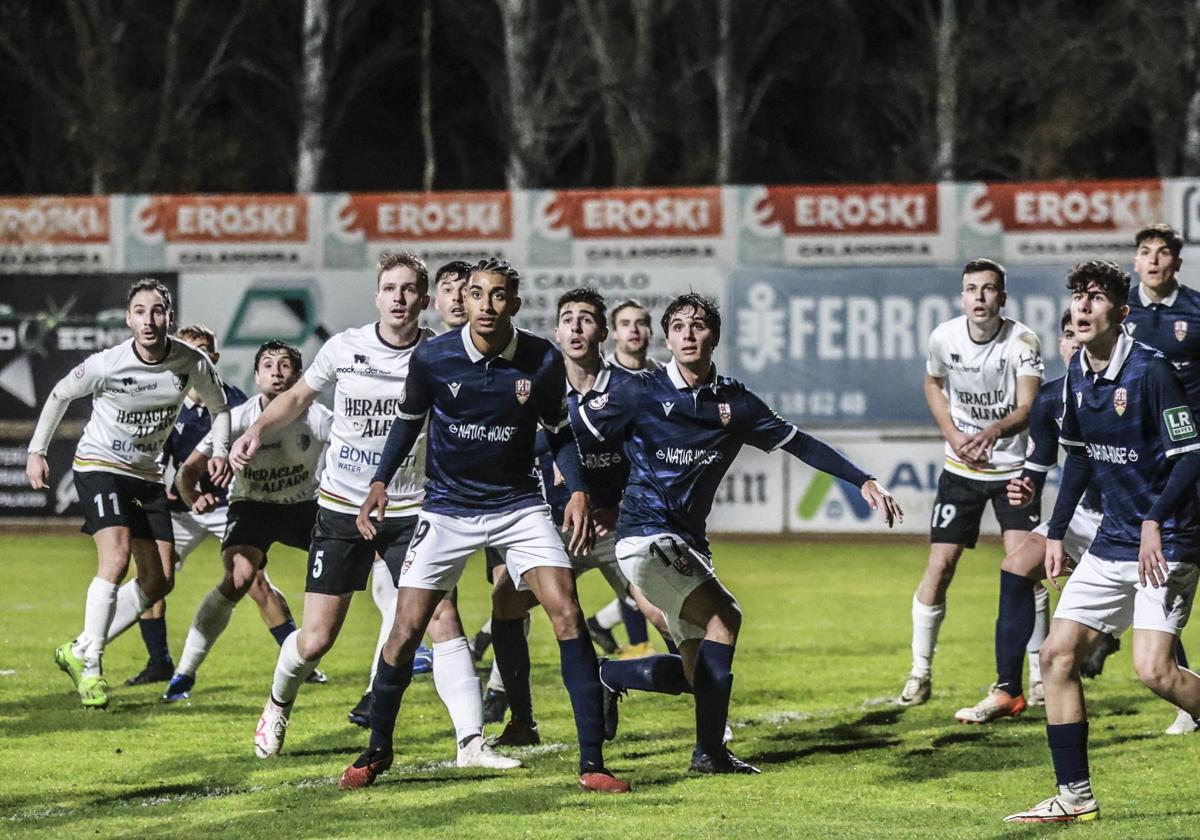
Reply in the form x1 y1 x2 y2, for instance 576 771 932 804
2 532 1198 838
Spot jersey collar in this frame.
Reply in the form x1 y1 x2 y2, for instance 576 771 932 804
1079 330 1133 382
666 357 719 392
604 352 661 373
1137 282 1180 307
460 323 520 363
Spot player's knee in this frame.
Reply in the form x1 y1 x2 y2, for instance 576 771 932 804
299 629 335 659
1038 639 1076 679
1133 655 1176 694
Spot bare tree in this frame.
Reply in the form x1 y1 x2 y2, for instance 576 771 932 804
295 0 329 192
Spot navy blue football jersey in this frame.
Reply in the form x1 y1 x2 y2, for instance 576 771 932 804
538 362 633 524
385 325 579 516
164 382 247 511
1125 282 1200 410
577 359 867 553
1024 376 1100 512
1059 333 1200 561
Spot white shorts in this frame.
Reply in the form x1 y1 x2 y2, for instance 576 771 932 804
1054 550 1200 637
400 505 572 592
615 533 717 643
1033 505 1102 564
571 533 630 600
171 507 229 563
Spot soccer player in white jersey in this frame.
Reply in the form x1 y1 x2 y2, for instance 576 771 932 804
899 259 1044 706
161 340 332 700
26 278 231 709
234 252 514 771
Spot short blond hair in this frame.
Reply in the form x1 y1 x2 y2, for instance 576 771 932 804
377 251 429 293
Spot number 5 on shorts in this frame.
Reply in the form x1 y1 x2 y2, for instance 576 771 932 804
931 503 956 529
312 549 324 579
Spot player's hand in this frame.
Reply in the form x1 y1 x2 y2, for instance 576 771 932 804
192 492 218 514
1138 520 1170 588
1044 539 1067 591
562 491 594 556
860 480 903 528
229 431 260 471
208 456 232 488
593 506 618 537
1006 476 1036 508
356 481 389 540
960 426 1000 463
948 430 987 467
26 452 49 490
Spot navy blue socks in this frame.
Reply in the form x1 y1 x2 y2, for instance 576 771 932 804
995 570 1036 697
600 654 691 695
1047 721 1089 786
270 620 298 647
138 616 172 667
369 653 415 751
692 640 735 756
558 635 605 773
620 600 649 645
492 617 535 722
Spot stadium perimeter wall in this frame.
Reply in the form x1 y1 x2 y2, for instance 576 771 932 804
5 179 1197 531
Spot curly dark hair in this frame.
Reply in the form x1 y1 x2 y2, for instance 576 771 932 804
661 292 721 343
470 257 521 291
1066 260 1131 302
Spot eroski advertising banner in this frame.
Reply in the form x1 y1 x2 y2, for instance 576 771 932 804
0 196 113 271
322 191 520 270
120 194 316 270
527 188 731 266
728 265 1073 427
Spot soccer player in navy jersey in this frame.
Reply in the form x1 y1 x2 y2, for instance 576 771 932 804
1080 225 1200 734
1005 261 1200 824
576 293 902 773
487 288 673 745
955 311 1085 723
345 258 630 793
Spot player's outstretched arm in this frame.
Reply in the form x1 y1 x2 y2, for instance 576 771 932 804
231 379 319 470
781 430 903 527
176 449 218 513
25 362 98 489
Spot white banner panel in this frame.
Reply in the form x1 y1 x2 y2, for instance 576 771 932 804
708 446 785 533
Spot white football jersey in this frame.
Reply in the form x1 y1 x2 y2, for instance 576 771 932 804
199 396 332 504
926 316 1043 480
59 337 227 482
303 323 430 517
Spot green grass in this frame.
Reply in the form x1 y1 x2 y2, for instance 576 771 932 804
1 533 1198 838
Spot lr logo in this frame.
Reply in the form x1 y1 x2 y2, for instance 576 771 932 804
1165 406 1197 442
795 471 872 521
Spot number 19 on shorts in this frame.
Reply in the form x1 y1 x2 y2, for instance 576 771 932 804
931 503 956 529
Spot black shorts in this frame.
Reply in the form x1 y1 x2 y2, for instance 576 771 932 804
223 499 318 555
484 546 506 583
75 470 173 543
306 508 417 595
930 470 1042 548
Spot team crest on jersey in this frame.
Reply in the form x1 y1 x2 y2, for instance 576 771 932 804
73 365 85 379
515 379 531 404
661 401 675 417
1176 320 1188 342
588 393 609 411
299 433 312 451
997 358 1007 374
449 382 462 398
718 402 732 425
171 373 189 391
1113 387 1127 416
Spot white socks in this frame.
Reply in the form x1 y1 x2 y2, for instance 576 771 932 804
271 630 318 705
1060 778 1094 803
1027 584 1049 684
78 578 119 677
366 559 399 691
104 579 153 643
911 594 946 679
594 598 623 630
433 636 483 743
177 587 237 677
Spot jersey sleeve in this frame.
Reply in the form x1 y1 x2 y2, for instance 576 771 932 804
574 375 641 444
1058 371 1084 452
1013 327 1044 379
741 389 800 452
27 351 107 454
311 403 334 443
1146 357 1200 458
925 326 948 377
1023 384 1061 473
189 352 229 415
302 337 338 394
536 351 571 435
396 344 433 420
